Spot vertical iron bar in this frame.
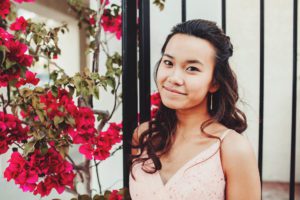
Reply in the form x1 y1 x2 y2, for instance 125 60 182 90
258 0 264 188
139 0 151 123
222 0 226 33
122 0 138 188
182 0 186 22
290 0 298 199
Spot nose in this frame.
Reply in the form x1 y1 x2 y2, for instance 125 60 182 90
167 68 184 86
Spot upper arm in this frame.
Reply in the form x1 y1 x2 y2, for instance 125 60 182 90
131 121 149 155
222 132 261 200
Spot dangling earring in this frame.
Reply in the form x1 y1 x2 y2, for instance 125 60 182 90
210 93 213 111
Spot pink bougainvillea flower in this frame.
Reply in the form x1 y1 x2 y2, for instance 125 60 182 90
89 15 96 26
0 28 33 68
93 145 111 160
0 27 14 43
5 39 33 67
101 10 122 40
79 144 94 160
0 137 9 154
109 190 123 200
4 151 27 181
151 92 161 107
0 0 11 19
102 122 122 145
100 0 110 6
0 112 29 154
151 107 158 118
13 0 35 3
0 67 21 87
5 147 75 197
16 70 40 88
10 16 28 33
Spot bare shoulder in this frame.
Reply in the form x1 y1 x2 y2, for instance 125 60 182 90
221 130 258 172
222 130 255 162
221 130 261 199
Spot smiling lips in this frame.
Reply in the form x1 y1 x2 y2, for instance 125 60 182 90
163 86 187 95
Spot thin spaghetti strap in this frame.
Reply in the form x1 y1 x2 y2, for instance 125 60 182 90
220 129 231 141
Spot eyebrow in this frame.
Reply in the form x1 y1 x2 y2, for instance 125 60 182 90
163 53 204 66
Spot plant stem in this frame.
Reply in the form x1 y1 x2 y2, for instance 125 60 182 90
66 155 85 183
107 76 121 121
13 142 24 150
94 159 102 194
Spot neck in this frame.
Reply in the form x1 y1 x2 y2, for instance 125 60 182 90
175 105 213 138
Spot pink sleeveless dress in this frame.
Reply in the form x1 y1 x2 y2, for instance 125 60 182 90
129 129 231 200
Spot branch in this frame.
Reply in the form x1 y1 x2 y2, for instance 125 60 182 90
110 145 122 157
66 155 85 183
92 0 108 73
37 54 67 75
93 109 109 117
0 94 7 113
13 142 24 150
64 186 79 196
94 159 102 194
107 76 121 121
3 85 11 114
90 145 122 168
84 159 92 196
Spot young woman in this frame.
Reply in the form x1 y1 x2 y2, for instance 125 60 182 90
129 19 261 200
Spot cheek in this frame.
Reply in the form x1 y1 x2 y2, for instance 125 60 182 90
156 66 167 87
186 78 210 98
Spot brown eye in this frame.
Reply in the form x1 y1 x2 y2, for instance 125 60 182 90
186 66 200 72
163 60 173 66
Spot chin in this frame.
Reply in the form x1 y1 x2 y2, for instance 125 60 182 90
161 99 184 110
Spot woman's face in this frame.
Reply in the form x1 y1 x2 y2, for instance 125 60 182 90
156 33 219 111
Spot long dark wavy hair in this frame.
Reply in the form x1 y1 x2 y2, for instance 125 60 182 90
130 19 247 179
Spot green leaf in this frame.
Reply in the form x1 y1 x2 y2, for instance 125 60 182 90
40 144 48 156
34 87 45 93
54 116 64 128
31 96 38 108
90 72 100 80
65 116 75 126
50 71 58 82
48 129 57 138
5 59 17 70
51 86 58 97
103 191 111 198
81 85 89 98
57 145 69 158
36 109 45 123
20 88 33 98
24 140 37 156
93 86 99 99
0 45 6 66
68 85 75 97
97 115 103 121
73 74 82 89
106 77 115 89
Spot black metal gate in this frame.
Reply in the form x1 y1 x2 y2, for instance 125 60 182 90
121 1 298 199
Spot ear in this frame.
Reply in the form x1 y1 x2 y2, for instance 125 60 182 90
208 80 219 93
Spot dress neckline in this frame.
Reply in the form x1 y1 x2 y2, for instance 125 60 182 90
156 128 231 188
